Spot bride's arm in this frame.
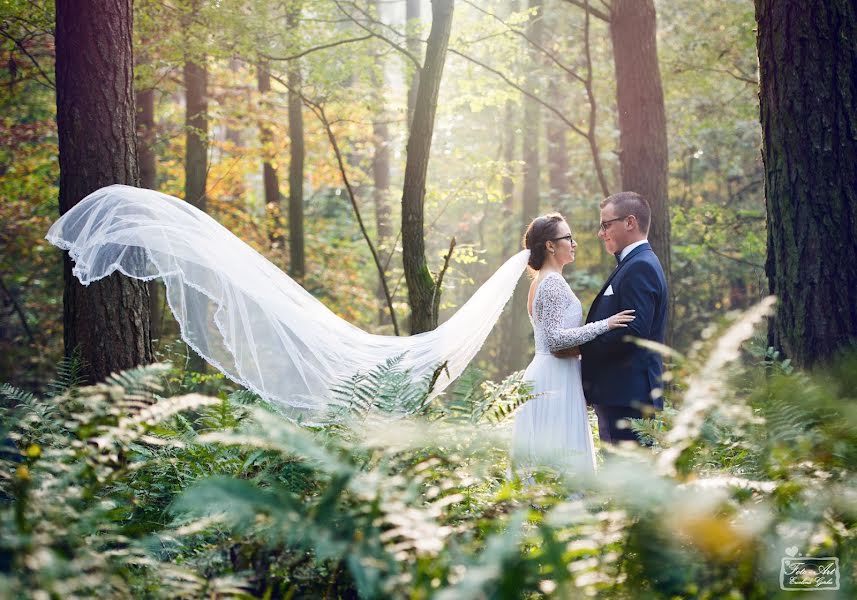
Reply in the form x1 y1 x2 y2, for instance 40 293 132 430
537 276 610 352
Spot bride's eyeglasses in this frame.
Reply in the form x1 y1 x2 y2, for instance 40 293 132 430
551 234 574 243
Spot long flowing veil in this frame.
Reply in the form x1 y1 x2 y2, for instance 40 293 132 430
46 185 529 424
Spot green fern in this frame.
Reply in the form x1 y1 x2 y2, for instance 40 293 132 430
440 368 534 424
44 349 86 398
328 353 438 421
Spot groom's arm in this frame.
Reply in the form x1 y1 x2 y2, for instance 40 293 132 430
553 346 581 358
581 261 659 359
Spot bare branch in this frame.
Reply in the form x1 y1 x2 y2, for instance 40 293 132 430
431 237 457 314
0 30 55 89
262 34 373 62
462 0 585 83
705 245 764 269
331 0 422 70
268 72 401 335
0 276 36 344
665 59 758 85
562 0 611 22
447 47 587 138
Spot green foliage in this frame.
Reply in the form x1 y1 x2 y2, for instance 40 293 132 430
2 0 853 596
3 305 857 598
330 353 435 418
0 361 252 598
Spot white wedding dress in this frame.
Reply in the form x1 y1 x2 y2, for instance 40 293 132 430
46 185 531 424
511 272 608 475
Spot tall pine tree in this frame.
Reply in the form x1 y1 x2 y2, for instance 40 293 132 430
56 0 153 382
756 0 857 367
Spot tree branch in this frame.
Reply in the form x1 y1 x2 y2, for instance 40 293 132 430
0 30 55 89
705 245 764 269
461 0 585 84
269 72 401 335
331 0 422 70
431 237 457 314
262 34 373 62
665 59 758 85
0 276 36 344
562 0 611 22
447 48 587 138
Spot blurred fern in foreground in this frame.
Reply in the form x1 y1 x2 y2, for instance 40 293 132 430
1 299 855 598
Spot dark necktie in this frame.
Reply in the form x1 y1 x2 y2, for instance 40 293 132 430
614 252 622 265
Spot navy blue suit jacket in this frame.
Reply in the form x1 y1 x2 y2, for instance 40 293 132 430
580 242 667 410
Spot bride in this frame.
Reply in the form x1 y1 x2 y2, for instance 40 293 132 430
512 214 634 474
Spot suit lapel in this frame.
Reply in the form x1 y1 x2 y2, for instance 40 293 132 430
588 243 652 318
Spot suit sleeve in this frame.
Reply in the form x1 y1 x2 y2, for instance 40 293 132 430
581 260 659 360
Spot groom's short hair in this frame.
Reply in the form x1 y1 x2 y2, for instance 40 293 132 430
601 192 651 234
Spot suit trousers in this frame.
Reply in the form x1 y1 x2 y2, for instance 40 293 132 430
593 404 645 445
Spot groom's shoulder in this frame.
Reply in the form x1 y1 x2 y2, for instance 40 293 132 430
625 250 666 278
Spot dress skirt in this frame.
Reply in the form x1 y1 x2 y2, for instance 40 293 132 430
511 353 597 475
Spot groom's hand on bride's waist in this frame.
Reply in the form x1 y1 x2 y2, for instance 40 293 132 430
552 347 581 358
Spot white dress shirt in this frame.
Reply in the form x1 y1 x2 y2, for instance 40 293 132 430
619 239 648 262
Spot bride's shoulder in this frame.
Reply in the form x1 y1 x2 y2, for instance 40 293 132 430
537 272 571 296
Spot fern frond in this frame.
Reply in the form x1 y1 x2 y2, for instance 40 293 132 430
45 350 86 398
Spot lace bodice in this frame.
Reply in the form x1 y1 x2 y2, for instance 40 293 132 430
530 272 609 353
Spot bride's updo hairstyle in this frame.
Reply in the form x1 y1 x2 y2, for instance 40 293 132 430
523 212 565 272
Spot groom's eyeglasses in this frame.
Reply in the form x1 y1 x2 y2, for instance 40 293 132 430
551 234 574 243
599 216 627 231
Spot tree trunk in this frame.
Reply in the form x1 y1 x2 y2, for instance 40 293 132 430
405 0 421 130
522 0 542 224
755 0 857 368
497 95 526 373
137 88 157 191
287 6 305 279
372 0 393 326
183 51 208 372
56 0 153 383
503 0 543 368
184 59 208 212
609 0 670 280
546 79 569 202
257 60 284 251
402 0 454 334
136 83 163 342
225 57 243 147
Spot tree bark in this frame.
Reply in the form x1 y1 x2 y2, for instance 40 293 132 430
405 0 421 130
546 79 570 202
503 0 543 369
257 60 284 251
372 0 393 326
137 87 157 191
287 5 305 279
184 58 208 212
521 0 542 224
402 0 454 334
755 0 857 368
225 57 243 147
609 0 670 280
497 94 526 373
56 0 153 383
136 83 163 342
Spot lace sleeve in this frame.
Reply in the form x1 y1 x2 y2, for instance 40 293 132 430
535 274 610 351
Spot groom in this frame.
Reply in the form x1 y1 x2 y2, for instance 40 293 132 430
570 192 668 444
